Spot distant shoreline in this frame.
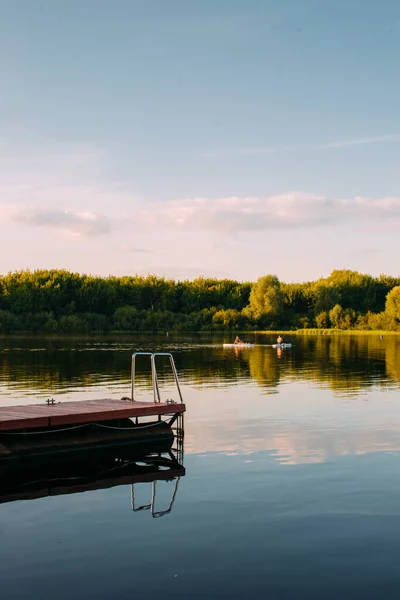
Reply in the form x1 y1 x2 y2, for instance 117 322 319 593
0 329 399 338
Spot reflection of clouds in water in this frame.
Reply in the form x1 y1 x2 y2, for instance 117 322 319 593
185 419 400 465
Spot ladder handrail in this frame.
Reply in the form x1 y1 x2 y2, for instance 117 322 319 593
131 352 183 403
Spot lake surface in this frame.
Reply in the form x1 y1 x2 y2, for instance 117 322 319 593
1 332 400 599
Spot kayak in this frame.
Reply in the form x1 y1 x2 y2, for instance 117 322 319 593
223 343 255 348
272 343 292 348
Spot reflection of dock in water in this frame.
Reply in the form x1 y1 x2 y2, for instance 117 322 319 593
0 445 185 513
0 352 185 515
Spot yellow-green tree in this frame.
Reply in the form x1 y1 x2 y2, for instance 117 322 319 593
385 286 400 321
246 275 284 326
313 284 341 314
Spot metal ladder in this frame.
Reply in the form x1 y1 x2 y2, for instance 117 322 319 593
130 352 183 404
130 351 185 444
129 354 184 517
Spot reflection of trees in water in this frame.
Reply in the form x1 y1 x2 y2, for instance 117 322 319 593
384 337 400 382
0 347 128 392
247 346 281 392
0 335 398 395
302 336 393 394
311 336 386 394
0 339 252 393
247 335 395 395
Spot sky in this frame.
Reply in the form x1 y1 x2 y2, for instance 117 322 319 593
0 0 399 283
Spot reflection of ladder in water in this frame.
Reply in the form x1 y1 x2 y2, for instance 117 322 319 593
130 352 184 461
131 475 181 518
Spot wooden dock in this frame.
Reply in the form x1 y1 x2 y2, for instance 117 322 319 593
0 398 186 432
0 353 185 466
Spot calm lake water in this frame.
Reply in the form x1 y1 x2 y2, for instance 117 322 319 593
1 332 400 599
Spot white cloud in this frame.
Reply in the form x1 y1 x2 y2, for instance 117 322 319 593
1 140 399 247
0 142 133 237
12 207 110 236
129 192 400 234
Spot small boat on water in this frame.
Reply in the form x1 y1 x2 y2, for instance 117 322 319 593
272 343 292 348
223 343 255 348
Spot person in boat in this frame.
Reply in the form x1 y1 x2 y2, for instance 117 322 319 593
234 336 244 345
277 335 284 345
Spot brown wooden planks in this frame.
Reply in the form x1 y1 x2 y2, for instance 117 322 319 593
0 399 185 431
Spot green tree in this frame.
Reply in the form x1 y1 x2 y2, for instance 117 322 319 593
313 284 341 314
114 306 138 330
212 309 242 329
247 275 284 325
385 286 400 321
315 311 330 328
329 304 344 329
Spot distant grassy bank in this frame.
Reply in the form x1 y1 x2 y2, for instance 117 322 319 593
252 329 400 336
292 329 400 336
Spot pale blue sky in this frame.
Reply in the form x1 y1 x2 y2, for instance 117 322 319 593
1 0 399 282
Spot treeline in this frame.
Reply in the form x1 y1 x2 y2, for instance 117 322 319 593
0 269 399 333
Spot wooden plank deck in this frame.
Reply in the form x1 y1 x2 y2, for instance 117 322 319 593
0 398 186 431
